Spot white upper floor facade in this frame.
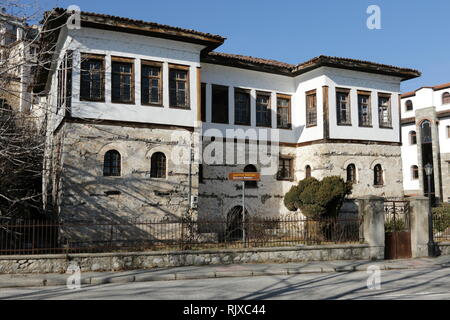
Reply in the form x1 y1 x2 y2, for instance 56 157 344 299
38 9 420 146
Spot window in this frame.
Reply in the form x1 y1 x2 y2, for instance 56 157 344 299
442 92 450 105
56 52 73 114
411 165 419 180
80 54 104 101
306 90 317 127
150 152 167 178
103 150 121 177
277 95 291 129
336 89 351 125
256 92 272 127
358 93 372 127
235 89 251 125
111 58 134 103
378 94 392 128
169 65 189 108
244 165 258 188
347 164 357 184
374 164 384 186
421 120 432 144
141 61 162 106
405 100 413 111
211 84 229 124
410 131 417 145
305 165 312 178
447 126 450 139
277 157 293 180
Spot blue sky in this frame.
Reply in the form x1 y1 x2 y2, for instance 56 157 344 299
35 0 450 92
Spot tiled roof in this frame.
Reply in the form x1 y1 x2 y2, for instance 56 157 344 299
401 82 450 98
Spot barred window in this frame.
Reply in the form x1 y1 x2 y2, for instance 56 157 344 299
103 150 121 177
141 62 162 105
421 120 432 144
151 152 167 178
374 164 384 186
306 90 317 127
277 157 293 180
378 94 392 128
169 66 189 108
347 164 357 184
277 95 291 129
256 92 271 127
358 94 371 127
235 89 251 126
80 55 104 101
336 89 351 125
411 165 419 180
112 59 134 103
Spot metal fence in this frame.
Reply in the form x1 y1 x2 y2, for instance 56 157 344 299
0 216 363 256
433 211 450 243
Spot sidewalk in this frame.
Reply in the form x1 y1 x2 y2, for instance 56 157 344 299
0 256 449 289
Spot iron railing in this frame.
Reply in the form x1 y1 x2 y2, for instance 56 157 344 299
384 201 410 232
433 210 450 243
0 216 363 255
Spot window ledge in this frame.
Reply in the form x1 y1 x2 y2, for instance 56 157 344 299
80 98 105 103
142 103 164 108
379 126 393 129
337 123 352 126
111 100 135 105
170 106 191 110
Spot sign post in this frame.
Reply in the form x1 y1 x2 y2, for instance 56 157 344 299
228 172 261 246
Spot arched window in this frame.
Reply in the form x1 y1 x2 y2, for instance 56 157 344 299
411 165 419 180
244 164 258 188
103 150 121 177
421 120 432 144
374 164 384 186
405 100 413 111
409 131 417 145
151 152 167 178
442 92 450 105
305 165 312 178
346 164 357 184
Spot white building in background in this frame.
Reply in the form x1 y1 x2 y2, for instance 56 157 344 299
401 83 450 203
34 9 420 225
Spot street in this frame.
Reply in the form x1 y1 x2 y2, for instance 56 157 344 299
1 267 449 300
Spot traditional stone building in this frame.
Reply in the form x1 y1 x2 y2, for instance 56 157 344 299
35 9 420 225
401 83 450 204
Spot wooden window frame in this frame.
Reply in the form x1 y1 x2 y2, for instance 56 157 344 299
277 94 292 129
111 56 135 104
374 164 384 186
80 53 105 102
256 91 272 128
336 88 352 126
277 156 294 181
410 131 417 145
169 64 190 109
346 164 357 184
141 60 163 107
378 93 392 129
234 88 251 126
306 89 317 128
305 165 312 179
357 91 372 127
405 99 413 111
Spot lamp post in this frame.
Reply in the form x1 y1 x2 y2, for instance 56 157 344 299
424 163 435 257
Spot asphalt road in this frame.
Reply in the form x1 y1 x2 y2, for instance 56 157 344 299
1 267 449 300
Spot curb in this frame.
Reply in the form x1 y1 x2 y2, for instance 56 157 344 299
0 262 448 289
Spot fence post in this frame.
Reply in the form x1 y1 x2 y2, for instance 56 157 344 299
409 196 430 258
358 196 385 260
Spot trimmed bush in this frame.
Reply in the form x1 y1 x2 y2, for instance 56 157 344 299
284 176 352 219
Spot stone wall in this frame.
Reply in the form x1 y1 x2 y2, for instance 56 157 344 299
54 121 199 223
0 244 371 274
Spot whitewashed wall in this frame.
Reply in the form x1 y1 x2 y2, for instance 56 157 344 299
401 123 420 191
